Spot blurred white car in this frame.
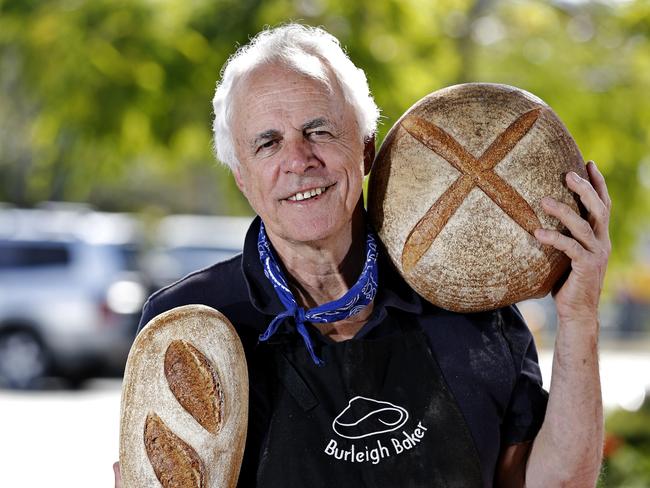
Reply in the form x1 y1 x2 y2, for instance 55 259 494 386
0 206 149 388
144 214 252 289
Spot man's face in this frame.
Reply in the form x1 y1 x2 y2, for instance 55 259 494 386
230 63 371 245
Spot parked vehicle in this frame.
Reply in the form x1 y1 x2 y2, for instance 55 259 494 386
144 214 252 289
0 206 149 388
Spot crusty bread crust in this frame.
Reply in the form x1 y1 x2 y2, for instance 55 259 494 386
368 83 586 312
144 412 205 488
164 340 222 435
120 305 248 488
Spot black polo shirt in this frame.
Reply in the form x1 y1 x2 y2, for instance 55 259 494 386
137 216 548 487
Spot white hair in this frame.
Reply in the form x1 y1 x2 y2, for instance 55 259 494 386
212 23 380 170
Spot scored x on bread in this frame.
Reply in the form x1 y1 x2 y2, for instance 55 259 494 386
368 83 587 312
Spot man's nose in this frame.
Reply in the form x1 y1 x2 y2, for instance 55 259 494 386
282 138 319 174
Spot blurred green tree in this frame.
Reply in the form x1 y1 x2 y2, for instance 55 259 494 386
1 0 649 274
600 400 650 487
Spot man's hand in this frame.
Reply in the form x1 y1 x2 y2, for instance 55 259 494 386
534 160 611 323
113 461 122 488
525 160 609 487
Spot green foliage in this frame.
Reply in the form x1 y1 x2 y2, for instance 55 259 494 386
599 400 650 487
0 0 258 214
1 0 649 272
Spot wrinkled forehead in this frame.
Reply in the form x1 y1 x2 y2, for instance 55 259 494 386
229 60 352 134
233 56 338 105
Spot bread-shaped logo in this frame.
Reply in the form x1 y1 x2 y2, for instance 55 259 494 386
368 83 587 312
332 396 409 439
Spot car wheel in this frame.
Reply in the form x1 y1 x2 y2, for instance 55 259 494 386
0 329 49 389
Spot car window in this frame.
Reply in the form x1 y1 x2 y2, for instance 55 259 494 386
111 244 141 271
0 242 71 269
168 247 240 272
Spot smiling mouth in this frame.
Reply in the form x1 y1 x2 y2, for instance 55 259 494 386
285 184 334 202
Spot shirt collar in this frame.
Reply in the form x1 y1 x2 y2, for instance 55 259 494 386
241 215 423 320
241 216 286 316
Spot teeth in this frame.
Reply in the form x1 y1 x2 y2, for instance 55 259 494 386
287 186 328 202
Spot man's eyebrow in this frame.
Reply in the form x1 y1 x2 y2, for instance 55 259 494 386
251 118 330 148
302 117 330 131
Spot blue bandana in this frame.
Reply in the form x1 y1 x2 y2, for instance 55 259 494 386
257 221 379 366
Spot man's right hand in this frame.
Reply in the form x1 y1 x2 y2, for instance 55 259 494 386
113 461 122 488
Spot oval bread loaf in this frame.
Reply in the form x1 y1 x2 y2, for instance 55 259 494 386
368 83 586 312
120 305 248 488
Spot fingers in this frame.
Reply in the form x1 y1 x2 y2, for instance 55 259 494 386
566 169 608 223
540 197 597 252
534 227 586 261
535 160 612 260
586 161 612 211
113 461 122 488
566 164 610 242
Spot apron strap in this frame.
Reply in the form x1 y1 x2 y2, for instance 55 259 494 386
276 350 319 412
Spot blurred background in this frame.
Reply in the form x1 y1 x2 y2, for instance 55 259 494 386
1 0 649 486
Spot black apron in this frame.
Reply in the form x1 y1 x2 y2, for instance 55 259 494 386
254 318 484 487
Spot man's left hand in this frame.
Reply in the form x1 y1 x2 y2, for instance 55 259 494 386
534 160 612 324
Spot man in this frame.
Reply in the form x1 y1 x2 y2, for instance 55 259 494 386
115 23 610 487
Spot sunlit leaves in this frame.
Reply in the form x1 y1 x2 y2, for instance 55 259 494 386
0 0 648 273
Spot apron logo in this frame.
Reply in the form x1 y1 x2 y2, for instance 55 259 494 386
332 396 409 439
324 395 428 465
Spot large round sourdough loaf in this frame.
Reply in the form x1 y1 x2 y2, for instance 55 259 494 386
368 83 586 312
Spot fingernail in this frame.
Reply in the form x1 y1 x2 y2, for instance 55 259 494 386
570 171 581 182
535 228 548 238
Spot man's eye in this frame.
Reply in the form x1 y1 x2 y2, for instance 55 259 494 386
308 130 331 139
258 140 276 151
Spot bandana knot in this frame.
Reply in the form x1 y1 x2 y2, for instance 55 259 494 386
257 221 379 366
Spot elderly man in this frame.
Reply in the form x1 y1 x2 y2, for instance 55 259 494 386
115 24 610 487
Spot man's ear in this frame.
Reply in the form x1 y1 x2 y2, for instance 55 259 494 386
363 135 376 176
232 165 248 196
